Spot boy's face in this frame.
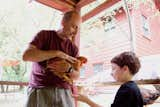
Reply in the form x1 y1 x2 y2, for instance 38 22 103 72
111 63 125 82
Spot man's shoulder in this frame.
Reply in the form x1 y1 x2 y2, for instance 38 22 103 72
36 30 57 39
39 30 56 34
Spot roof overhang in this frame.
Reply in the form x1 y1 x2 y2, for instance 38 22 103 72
35 0 120 22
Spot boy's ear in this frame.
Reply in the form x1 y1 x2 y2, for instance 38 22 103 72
123 65 129 72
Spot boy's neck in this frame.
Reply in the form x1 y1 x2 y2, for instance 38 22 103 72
122 74 133 83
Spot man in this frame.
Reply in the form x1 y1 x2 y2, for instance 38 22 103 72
23 11 81 107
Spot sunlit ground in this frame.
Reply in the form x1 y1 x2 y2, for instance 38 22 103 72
0 86 159 107
79 85 160 107
79 93 160 107
0 91 26 107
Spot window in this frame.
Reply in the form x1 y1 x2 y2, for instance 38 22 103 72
141 15 150 38
93 63 103 73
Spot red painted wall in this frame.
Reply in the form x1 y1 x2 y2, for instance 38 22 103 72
80 1 160 78
134 1 160 56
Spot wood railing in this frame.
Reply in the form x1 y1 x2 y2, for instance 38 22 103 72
0 79 159 106
0 81 28 86
0 79 159 86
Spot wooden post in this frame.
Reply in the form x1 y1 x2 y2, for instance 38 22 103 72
123 0 135 52
72 6 81 107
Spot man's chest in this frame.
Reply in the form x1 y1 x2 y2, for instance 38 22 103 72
44 39 73 56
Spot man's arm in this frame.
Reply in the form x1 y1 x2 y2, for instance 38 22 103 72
23 45 76 62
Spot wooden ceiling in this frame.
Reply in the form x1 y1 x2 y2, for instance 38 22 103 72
36 0 95 12
82 0 121 22
36 0 120 22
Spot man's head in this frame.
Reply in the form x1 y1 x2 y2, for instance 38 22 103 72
61 11 81 39
110 51 141 82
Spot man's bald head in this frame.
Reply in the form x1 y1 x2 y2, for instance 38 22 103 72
62 11 80 22
60 11 81 39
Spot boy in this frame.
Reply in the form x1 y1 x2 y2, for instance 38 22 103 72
73 51 143 107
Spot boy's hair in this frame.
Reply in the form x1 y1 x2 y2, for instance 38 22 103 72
111 51 141 75
62 11 80 22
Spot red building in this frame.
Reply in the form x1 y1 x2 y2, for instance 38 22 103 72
79 0 160 80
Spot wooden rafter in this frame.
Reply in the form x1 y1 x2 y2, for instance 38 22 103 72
65 0 76 6
82 0 121 22
36 0 75 12
76 0 96 8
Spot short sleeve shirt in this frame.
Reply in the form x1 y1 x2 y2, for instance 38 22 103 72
29 30 78 89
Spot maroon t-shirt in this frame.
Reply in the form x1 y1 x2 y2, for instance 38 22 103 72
29 30 78 89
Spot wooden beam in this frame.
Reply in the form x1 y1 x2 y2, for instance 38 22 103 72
65 0 76 6
77 79 160 87
76 0 96 8
98 79 160 86
0 79 159 87
36 0 75 12
82 0 121 22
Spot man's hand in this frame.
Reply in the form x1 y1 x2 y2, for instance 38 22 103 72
57 51 77 63
47 60 71 73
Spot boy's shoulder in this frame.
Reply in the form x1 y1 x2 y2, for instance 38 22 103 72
121 81 140 93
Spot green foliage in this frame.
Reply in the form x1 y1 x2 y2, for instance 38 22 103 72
0 0 61 82
2 62 29 82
